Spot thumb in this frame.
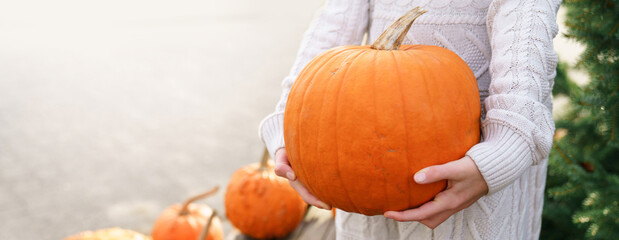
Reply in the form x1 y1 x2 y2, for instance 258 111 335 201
273 148 296 181
414 160 464 184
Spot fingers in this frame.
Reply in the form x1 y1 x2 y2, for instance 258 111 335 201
414 157 470 184
383 191 471 225
385 157 488 227
289 179 331 210
416 195 479 229
385 194 478 228
272 148 331 210
273 148 296 181
418 211 454 229
384 196 450 222
386 157 487 226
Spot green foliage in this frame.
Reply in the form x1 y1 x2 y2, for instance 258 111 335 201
542 0 619 239
552 62 579 96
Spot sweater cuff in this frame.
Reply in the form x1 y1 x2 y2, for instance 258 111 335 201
466 122 533 195
259 112 286 159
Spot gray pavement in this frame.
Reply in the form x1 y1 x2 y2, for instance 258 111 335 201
0 1 322 239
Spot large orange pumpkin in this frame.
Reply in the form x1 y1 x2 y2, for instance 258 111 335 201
283 7 480 216
225 149 307 239
152 187 223 240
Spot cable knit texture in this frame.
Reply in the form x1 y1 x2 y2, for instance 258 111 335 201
259 0 560 239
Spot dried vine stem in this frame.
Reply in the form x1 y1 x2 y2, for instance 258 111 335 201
371 7 427 50
199 209 218 240
179 186 219 216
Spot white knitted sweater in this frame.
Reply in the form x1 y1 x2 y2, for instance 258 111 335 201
259 0 561 239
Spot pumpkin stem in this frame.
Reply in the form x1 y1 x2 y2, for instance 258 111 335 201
371 7 427 50
258 147 270 171
199 209 217 240
178 186 219 216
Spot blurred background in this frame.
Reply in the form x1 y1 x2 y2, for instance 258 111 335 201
0 0 592 239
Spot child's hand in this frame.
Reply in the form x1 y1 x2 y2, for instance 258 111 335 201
273 148 331 210
384 156 488 229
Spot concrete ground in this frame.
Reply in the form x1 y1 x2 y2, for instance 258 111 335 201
0 1 580 239
0 1 323 239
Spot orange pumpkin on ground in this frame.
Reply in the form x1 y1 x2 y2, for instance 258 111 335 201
225 149 307 239
283 7 481 216
152 187 223 240
64 227 150 240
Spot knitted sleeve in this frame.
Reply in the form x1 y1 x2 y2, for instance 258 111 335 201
466 0 561 194
259 0 369 158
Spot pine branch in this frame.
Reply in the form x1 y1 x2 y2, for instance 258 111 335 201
553 143 574 165
611 113 616 141
610 22 619 37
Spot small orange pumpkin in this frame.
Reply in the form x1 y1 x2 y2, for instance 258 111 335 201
225 149 307 239
152 187 223 240
283 7 481 215
64 228 150 240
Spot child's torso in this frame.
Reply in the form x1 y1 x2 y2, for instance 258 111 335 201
368 0 493 106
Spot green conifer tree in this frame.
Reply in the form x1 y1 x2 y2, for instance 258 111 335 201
541 0 619 239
